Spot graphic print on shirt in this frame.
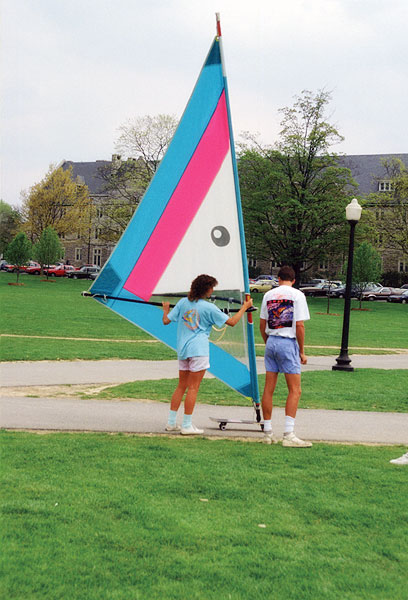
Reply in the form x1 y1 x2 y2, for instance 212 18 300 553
267 299 294 329
182 309 200 331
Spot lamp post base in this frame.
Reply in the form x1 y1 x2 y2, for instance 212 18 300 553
332 363 354 372
332 353 354 371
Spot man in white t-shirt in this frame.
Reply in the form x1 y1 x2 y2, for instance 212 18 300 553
260 265 312 447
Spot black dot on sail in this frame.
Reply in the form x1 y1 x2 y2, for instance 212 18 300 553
211 226 230 247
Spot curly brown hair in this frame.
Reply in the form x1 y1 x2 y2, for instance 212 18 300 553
188 274 218 301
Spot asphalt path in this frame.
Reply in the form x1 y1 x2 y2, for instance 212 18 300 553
1 355 407 444
1 354 408 387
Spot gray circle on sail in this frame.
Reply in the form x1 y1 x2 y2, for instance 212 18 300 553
211 226 230 247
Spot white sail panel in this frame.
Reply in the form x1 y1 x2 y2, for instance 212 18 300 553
152 149 245 295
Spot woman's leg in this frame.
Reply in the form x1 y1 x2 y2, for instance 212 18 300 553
184 369 206 415
170 370 189 411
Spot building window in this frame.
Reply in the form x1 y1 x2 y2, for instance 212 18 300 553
94 227 101 240
93 248 102 266
378 180 393 192
75 248 82 261
319 261 328 270
399 260 408 273
96 207 104 219
248 258 257 268
270 260 279 269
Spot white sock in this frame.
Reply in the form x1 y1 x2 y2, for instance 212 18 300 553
263 419 272 433
284 416 295 434
167 409 177 426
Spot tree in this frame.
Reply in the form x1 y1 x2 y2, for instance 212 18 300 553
115 114 178 178
21 165 93 242
34 227 64 278
369 158 408 257
5 232 32 282
96 158 150 243
351 242 382 308
0 200 21 255
95 114 178 243
238 90 357 283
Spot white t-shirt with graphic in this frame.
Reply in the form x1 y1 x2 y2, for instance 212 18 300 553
260 285 310 338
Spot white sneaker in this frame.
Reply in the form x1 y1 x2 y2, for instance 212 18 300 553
180 424 204 435
263 432 278 445
165 424 181 432
390 452 408 465
282 432 312 448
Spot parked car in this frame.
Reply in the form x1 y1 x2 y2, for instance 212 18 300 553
300 279 327 288
400 284 408 290
0 259 9 271
44 265 76 277
302 282 339 297
387 290 408 304
249 279 275 293
25 262 42 275
6 261 41 274
329 285 361 298
67 266 101 279
362 287 401 301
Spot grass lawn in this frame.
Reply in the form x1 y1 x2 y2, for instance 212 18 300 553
87 369 408 413
2 432 407 600
1 273 407 361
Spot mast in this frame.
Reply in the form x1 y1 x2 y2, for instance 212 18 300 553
216 13 260 414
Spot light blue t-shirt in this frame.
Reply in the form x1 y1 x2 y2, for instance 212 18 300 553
168 297 229 359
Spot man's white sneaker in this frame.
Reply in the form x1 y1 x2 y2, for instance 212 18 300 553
263 432 278 445
180 424 204 435
282 432 312 448
165 424 181 432
390 452 408 465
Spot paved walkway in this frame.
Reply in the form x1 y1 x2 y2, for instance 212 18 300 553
1 354 407 387
1 356 407 444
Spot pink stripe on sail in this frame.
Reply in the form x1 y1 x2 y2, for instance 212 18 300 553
124 91 230 300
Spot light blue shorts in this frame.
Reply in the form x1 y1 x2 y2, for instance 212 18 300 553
264 336 301 374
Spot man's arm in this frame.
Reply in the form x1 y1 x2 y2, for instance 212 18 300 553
296 320 307 364
260 318 268 344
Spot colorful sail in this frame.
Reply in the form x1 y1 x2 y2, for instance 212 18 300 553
89 17 259 407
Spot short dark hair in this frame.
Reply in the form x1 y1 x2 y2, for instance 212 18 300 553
278 265 295 281
188 274 218 301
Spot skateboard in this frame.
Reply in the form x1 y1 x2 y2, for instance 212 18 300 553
209 417 264 431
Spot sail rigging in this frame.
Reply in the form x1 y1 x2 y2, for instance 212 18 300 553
88 15 260 409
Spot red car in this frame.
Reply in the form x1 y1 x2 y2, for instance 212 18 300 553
44 265 76 277
6 261 41 274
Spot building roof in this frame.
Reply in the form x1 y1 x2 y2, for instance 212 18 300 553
63 154 408 198
61 160 110 195
339 154 408 195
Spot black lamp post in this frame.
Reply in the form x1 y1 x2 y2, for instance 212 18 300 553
333 198 362 372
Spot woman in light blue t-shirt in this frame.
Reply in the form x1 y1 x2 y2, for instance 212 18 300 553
162 274 252 435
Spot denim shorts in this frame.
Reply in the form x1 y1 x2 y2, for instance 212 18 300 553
264 336 301 374
178 356 210 372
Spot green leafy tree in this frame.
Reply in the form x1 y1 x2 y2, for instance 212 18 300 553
21 165 92 242
34 227 64 278
351 242 382 308
238 90 357 283
5 232 32 282
0 201 21 255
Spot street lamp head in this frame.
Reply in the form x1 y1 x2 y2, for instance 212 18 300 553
346 198 362 222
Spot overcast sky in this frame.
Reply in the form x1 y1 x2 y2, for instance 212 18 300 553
2 0 407 206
